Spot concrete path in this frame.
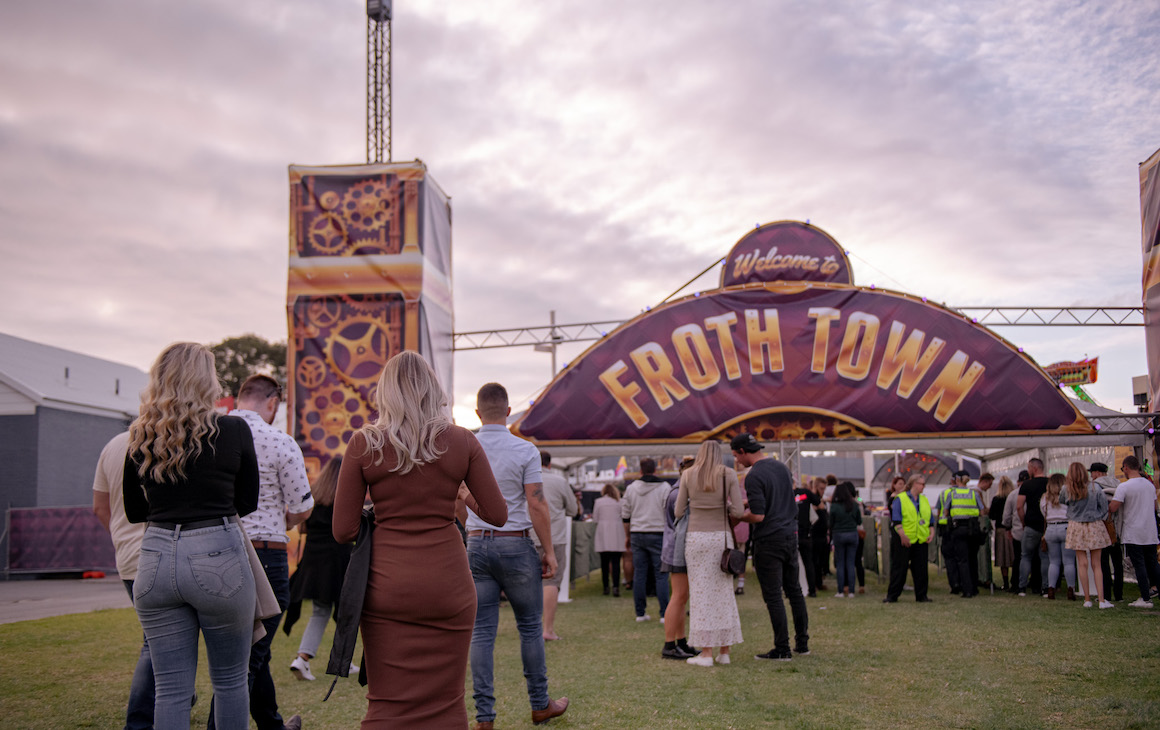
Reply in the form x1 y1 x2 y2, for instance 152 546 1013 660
0 576 132 625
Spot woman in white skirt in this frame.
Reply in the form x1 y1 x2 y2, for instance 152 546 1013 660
675 440 747 666
1060 462 1112 608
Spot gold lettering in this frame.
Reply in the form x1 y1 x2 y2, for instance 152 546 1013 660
629 342 690 410
836 312 880 381
598 360 649 428
876 322 946 398
808 307 841 373
704 313 742 381
731 250 759 279
671 324 721 391
916 351 986 423
745 309 784 375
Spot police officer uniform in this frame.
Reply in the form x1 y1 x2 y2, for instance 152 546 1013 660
942 471 986 598
884 487 933 603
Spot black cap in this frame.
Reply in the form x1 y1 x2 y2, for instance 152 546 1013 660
952 469 971 479
1089 462 1109 473
730 433 762 453
1017 470 1030 482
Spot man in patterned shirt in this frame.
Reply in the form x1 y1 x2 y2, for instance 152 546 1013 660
207 374 314 730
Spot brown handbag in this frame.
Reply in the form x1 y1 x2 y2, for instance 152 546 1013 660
1104 518 1117 544
719 471 746 576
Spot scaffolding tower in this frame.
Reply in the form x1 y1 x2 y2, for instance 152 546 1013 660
367 1 392 163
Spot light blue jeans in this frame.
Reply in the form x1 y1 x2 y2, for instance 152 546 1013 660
298 600 333 658
1044 523 1076 590
134 519 255 730
468 535 549 723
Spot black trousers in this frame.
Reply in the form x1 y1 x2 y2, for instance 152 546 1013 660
886 535 929 602
947 523 979 597
939 526 958 592
599 551 621 591
1102 541 1124 601
797 539 816 595
752 533 809 653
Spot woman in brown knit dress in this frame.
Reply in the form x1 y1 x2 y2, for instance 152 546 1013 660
334 351 507 728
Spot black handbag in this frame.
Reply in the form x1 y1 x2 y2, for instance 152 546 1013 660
719 471 746 576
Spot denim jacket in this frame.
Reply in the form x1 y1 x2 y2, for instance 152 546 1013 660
1059 485 1109 523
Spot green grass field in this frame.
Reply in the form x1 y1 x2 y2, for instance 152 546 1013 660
2 568 1158 729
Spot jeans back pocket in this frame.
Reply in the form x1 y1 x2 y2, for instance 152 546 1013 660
134 549 162 599
187 547 245 599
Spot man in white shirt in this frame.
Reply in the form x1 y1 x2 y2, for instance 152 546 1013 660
93 430 154 730
1110 455 1160 608
208 374 313 730
537 451 577 642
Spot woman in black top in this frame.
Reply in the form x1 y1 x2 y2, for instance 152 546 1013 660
284 456 353 681
122 342 259 730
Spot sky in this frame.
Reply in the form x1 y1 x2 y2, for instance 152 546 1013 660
1 0 1158 429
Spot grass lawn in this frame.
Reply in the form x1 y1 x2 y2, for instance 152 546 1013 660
2 567 1158 729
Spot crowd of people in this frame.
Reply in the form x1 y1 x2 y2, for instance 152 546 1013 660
93 342 1160 729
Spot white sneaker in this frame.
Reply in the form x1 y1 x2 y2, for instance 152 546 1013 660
1083 600 1093 608
349 663 360 673
686 655 714 667
834 593 844 598
1099 600 1115 609
1129 599 1153 608
636 614 651 622
715 654 731 665
290 656 315 681
660 617 665 625
1017 592 1026 597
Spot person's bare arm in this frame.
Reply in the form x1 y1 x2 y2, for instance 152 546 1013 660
1016 494 1027 524
1109 500 1121 514
286 507 312 530
525 481 556 578
92 491 111 532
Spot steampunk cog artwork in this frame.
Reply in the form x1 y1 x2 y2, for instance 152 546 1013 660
307 213 349 255
340 179 395 234
300 383 367 459
324 313 397 391
718 412 874 442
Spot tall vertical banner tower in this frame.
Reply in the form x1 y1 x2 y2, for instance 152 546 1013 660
286 162 452 479
1141 147 1160 413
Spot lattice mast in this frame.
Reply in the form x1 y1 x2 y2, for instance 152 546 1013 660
367 1 392 163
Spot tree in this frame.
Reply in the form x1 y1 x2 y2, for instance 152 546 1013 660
209 334 287 398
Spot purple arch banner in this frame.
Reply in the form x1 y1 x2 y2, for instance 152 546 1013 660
511 283 1090 444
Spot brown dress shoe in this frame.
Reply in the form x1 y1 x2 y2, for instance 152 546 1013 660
531 697 569 725
472 723 494 730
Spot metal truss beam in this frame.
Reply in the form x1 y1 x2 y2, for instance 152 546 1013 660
453 307 1144 350
951 306 1142 326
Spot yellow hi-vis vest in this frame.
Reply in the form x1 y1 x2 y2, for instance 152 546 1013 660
898 492 932 544
947 487 980 519
936 489 950 525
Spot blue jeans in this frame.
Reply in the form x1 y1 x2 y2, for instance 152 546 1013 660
297 600 333 658
1044 523 1076 590
122 580 155 730
208 547 291 730
752 532 809 653
134 520 255 730
1018 526 1047 591
468 536 549 723
630 533 669 618
832 531 859 593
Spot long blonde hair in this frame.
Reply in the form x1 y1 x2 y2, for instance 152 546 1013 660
1065 462 1089 502
360 351 449 474
687 439 725 492
1045 473 1065 507
997 475 1015 498
311 456 342 507
129 342 221 483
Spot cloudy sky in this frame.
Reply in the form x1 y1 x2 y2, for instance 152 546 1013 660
1 0 1157 427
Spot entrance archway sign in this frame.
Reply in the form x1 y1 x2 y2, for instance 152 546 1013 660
511 222 1091 445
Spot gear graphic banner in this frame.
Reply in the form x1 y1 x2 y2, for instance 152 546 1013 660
287 162 452 478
